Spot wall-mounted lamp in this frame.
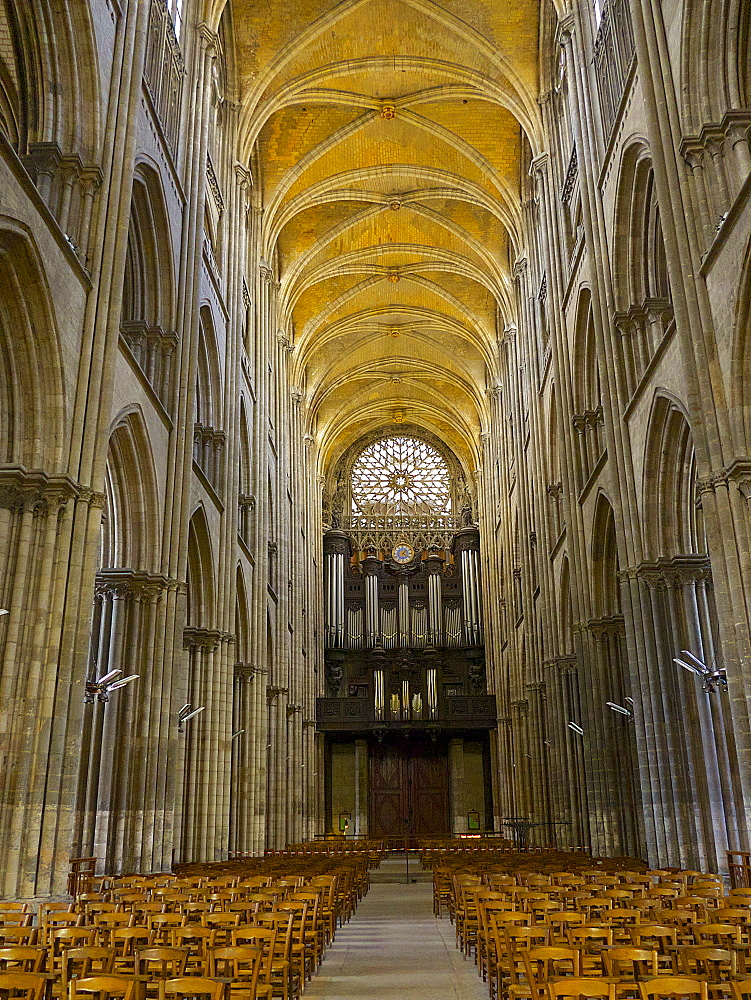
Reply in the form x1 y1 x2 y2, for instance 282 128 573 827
178 704 205 732
85 668 139 704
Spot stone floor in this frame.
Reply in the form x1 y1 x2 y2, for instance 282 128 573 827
306 857 487 1000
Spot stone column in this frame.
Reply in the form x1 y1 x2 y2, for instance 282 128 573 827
354 739 368 837
449 738 466 834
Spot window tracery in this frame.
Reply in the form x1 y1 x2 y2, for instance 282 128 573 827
350 436 452 517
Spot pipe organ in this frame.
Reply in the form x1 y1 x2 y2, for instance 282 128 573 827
323 524 483 652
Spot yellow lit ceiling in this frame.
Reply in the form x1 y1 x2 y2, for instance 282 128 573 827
214 0 542 474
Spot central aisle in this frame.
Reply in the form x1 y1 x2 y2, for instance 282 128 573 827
305 875 488 1000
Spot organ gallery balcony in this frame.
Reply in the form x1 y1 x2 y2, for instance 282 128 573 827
315 693 497 733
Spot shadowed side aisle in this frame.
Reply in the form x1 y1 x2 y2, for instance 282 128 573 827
304 879 487 1000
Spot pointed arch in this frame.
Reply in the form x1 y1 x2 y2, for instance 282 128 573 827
0 0 100 158
235 565 250 664
196 306 223 430
572 288 601 414
120 163 177 409
559 555 574 656
613 142 672 312
643 393 702 560
0 222 64 469
591 492 621 619
187 505 215 626
101 408 160 572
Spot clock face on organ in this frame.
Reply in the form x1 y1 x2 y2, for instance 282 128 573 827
392 543 414 565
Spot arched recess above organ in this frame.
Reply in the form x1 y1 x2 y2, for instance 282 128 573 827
323 423 474 527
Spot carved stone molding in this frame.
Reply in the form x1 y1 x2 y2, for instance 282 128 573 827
183 627 223 652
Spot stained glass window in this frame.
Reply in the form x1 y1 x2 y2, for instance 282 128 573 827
350 436 451 516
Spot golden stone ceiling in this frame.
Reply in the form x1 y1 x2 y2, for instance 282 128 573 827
212 0 542 474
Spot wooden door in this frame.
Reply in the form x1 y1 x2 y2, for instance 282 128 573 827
369 740 449 837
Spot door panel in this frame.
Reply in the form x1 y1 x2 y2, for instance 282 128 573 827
369 741 449 837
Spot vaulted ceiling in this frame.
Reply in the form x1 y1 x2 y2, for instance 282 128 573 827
221 0 542 473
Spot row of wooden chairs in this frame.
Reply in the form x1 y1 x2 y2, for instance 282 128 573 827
439 864 751 1000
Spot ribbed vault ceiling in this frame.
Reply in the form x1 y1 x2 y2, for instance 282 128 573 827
220 0 542 473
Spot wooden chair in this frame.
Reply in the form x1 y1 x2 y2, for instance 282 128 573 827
730 980 751 1000
69 975 138 1000
638 977 708 1000
522 946 582 1000
110 928 152 973
0 971 46 1000
631 925 678 968
503 926 552 1000
679 946 736 982
256 912 295 1000
207 946 262 1000
93 915 134 946
0 905 28 913
158 979 224 1000
137 949 189 1000
274 901 310 987
42 914 82 945
0 929 37 948
549 914 587 945
50 927 98 972
148 915 185 947
691 923 742 947
0 948 45 973
60 947 116 997
200 914 240 948
603 946 659 982
230 928 276 1000
0 914 32 928
547 980 616 1000
168 927 214 973
567 926 612 974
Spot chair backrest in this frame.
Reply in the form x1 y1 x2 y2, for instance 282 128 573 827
692 922 741 945
69 975 138 1000
135 947 188 977
207 944 262 993
62 947 116 991
638 977 708 1000
159 976 224 1000
679 946 735 981
730 979 751 1000
547 979 615 1000
0 913 32 928
568 925 613 948
0 929 37 947
631 925 677 950
523 945 582 996
0 949 45 973
0 971 46 1000
603 946 659 979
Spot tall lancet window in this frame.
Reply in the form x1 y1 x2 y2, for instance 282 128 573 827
350 435 451 518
